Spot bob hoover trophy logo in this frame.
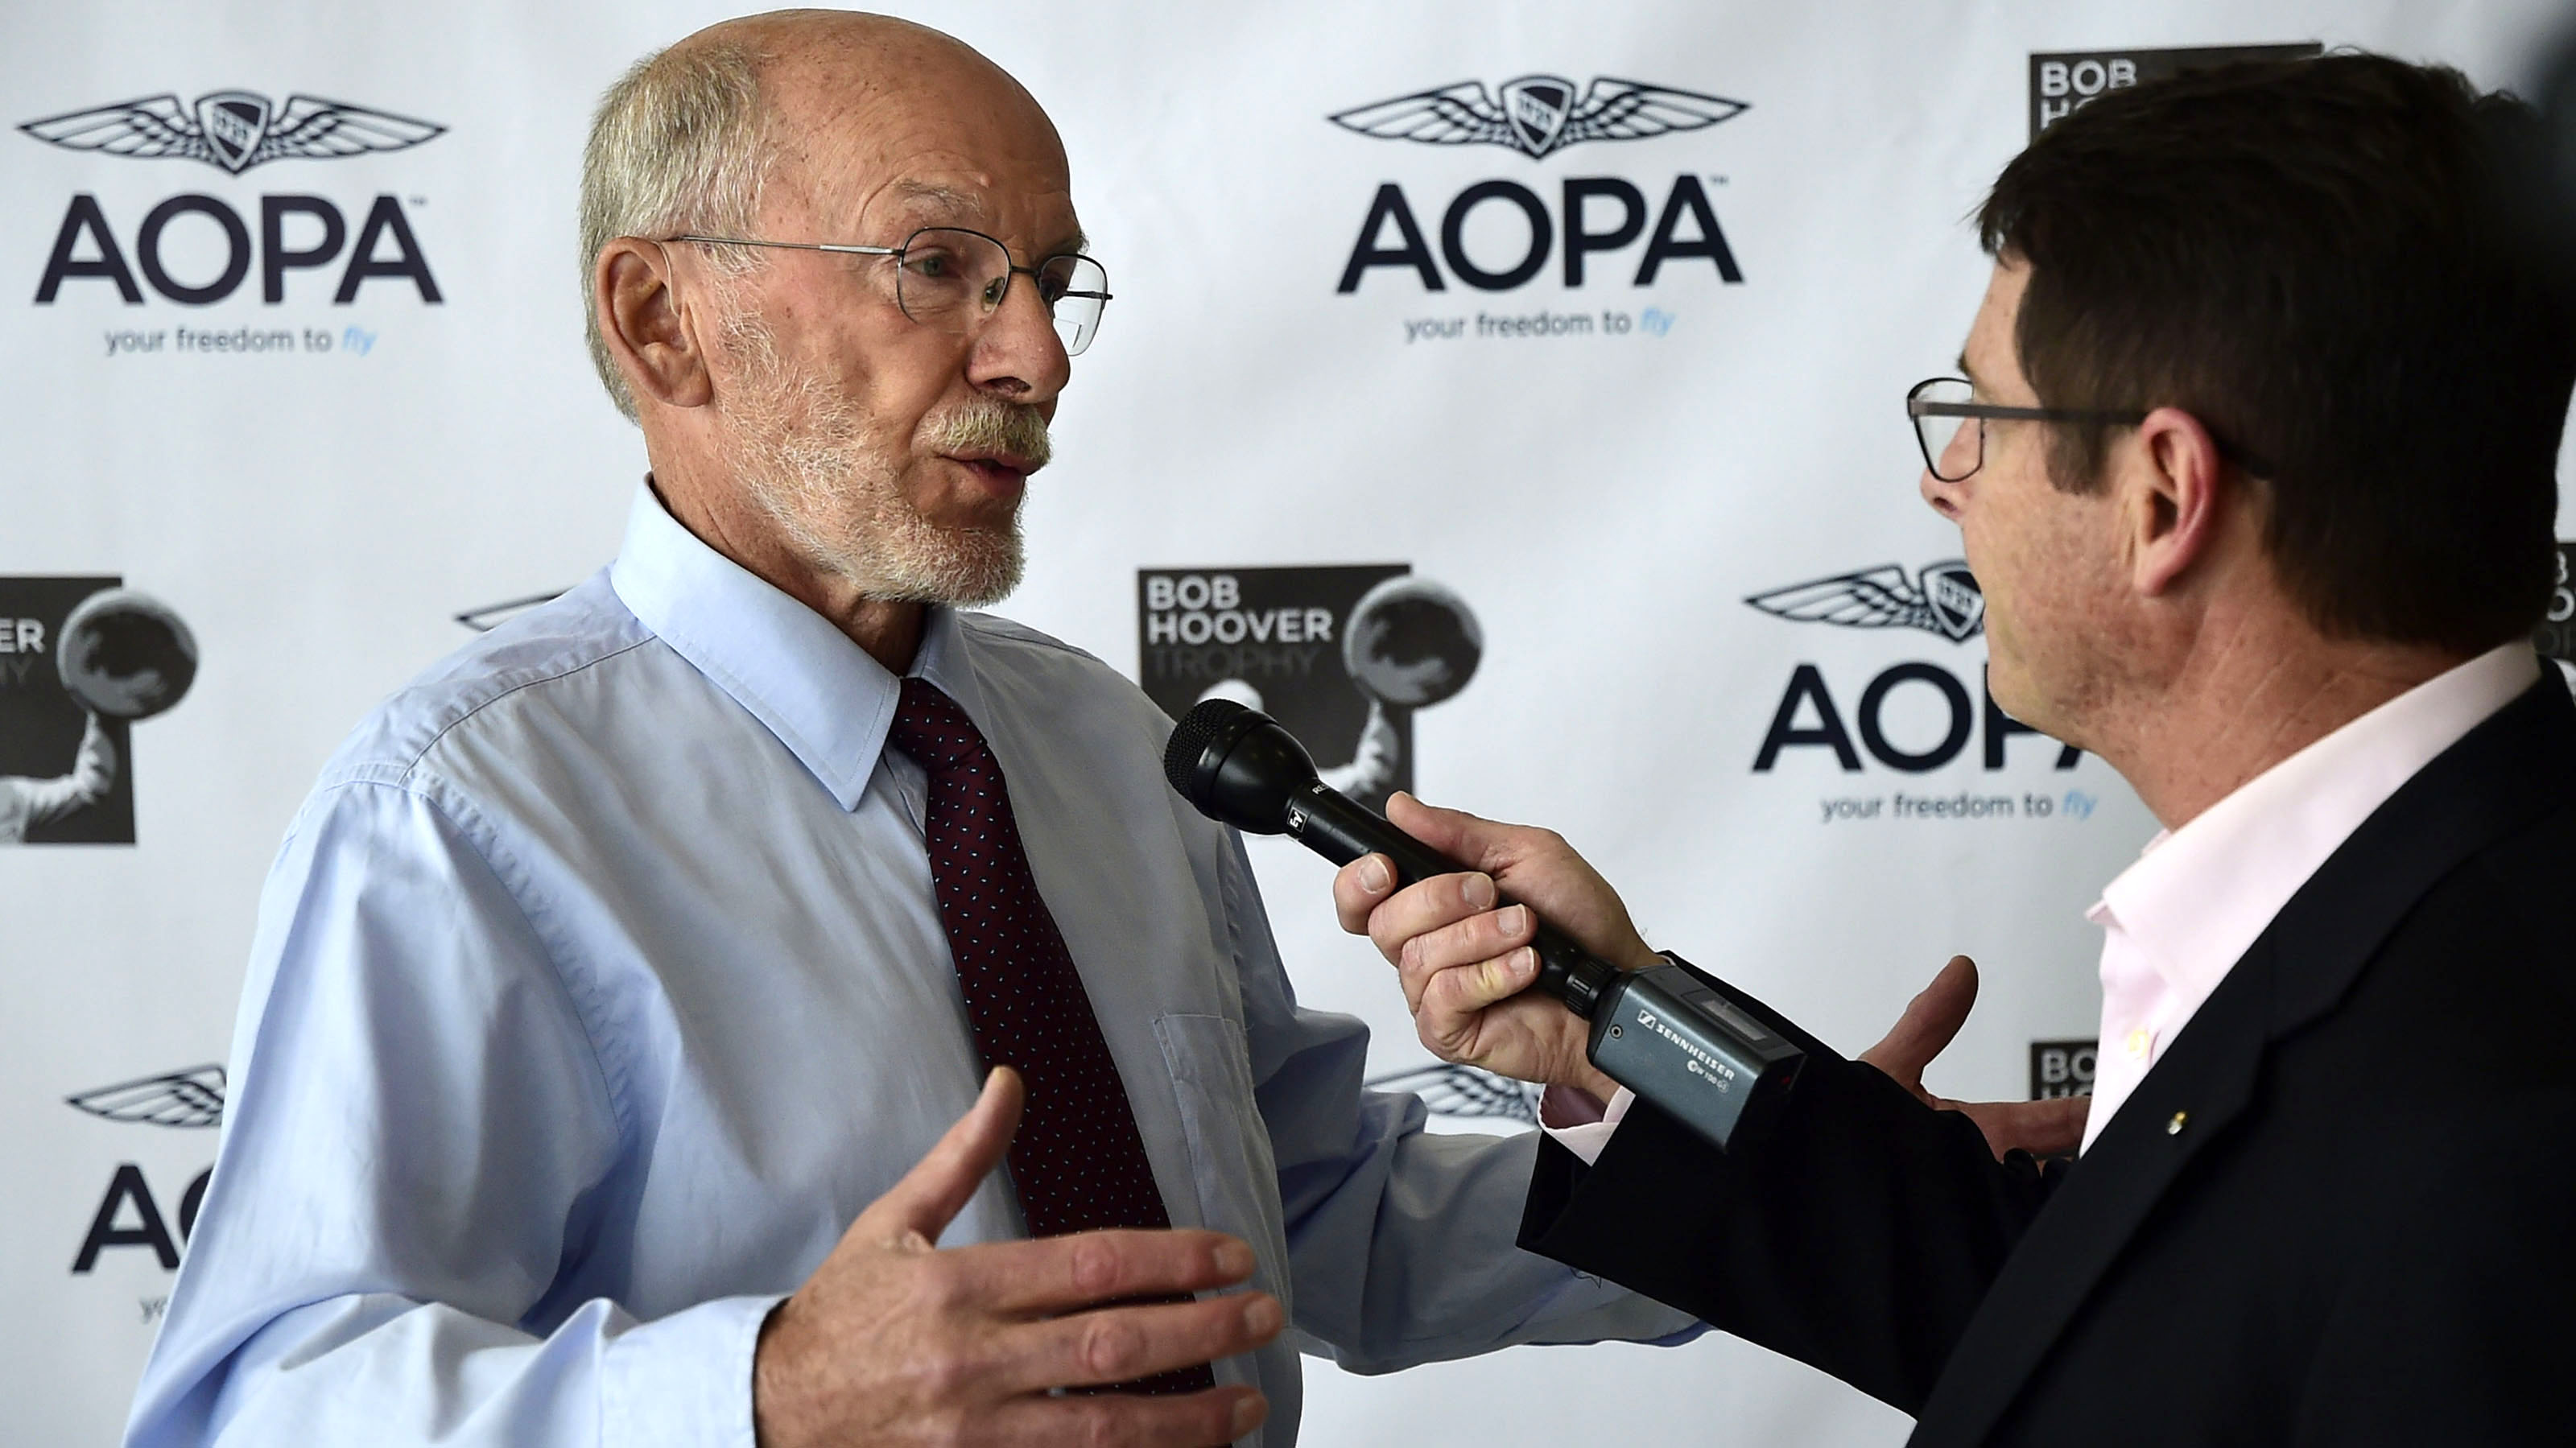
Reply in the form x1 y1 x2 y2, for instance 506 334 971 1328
0 578 197 844
2026 43 2320 137
1137 564 1541 1122
2534 543 2576 698
1138 565 1481 815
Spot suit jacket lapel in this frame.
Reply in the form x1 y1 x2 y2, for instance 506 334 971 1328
1912 677 2576 1447
1907 943 2269 1446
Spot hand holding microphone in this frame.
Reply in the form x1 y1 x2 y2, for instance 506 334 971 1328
1335 795 1640 1108
1165 700 1802 1152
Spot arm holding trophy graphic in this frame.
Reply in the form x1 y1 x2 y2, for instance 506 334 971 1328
0 711 117 844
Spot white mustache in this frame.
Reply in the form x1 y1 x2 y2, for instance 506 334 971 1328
926 399 1051 470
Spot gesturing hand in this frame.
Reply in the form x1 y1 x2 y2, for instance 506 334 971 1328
1332 794 1657 1103
1860 955 2088 1161
753 1068 1281 1448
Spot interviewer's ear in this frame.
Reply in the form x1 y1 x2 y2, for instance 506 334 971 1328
2124 405 2231 597
596 237 713 411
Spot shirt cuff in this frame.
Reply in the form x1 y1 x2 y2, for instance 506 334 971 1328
1539 1087 1635 1167
602 1293 786 1447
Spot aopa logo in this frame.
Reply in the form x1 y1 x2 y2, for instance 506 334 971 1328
1330 73 1748 295
1744 559 2079 774
21 90 447 307
1330 76 1745 160
1364 1062 1538 1125
1745 559 1985 643
19 91 444 174
64 1065 222 1277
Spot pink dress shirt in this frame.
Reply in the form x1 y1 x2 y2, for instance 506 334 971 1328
1546 642 2543 1165
2074 641 2537 1151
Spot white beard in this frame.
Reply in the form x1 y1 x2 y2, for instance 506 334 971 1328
718 311 1037 607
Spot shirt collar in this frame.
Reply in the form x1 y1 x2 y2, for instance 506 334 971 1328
607 481 989 811
2089 641 2541 996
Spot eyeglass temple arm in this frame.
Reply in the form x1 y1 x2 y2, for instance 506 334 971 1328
663 236 901 258
1912 399 2274 474
1909 401 2146 423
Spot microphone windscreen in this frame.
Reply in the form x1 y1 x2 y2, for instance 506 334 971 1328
1164 698 1248 800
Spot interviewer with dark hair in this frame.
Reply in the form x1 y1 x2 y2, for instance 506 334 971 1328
1338 53 2576 1445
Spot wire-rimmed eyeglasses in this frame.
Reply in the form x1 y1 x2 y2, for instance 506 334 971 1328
663 225 1113 356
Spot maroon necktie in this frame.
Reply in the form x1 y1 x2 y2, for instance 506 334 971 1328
888 677 1216 1396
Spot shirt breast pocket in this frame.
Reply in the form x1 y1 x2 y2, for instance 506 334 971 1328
1152 1013 1290 1320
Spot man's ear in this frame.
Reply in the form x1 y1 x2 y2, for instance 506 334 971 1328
596 238 714 411
2124 406 2231 597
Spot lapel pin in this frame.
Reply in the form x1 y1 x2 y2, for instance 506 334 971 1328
2166 1111 2189 1136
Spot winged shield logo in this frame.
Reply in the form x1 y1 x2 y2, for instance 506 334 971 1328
1330 75 1746 159
64 1064 225 1129
19 91 445 175
455 588 570 633
1365 1061 1541 1124
1745 560 1986 642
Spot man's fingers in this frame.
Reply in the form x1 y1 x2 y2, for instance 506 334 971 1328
1364 872 1501 973
1418 951 1541 1046
1857 955 1979 1088
861 1066 1025 1244
989 1386 1267 1448
956 1228 1257 1317
1393 906 1540 1011
1953 1095 2090 1162
1003 1290 1285 1394
1332 853 1396 937
1385 790 1524 875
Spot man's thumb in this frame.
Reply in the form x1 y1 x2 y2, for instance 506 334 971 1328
1386 791 1505 866
1860 955 1979 1085
872 1066 1024 1242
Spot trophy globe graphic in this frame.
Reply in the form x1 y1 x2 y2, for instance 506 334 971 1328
1333 576 1484 812
57 588 199 720
1189 575 1483 815
2 585 196 844
1342 575 1484 712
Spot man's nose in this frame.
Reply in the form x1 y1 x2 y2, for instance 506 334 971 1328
966 275 1071 402
1921 467 1963 521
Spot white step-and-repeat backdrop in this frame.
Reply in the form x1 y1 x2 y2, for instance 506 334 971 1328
6 2 2572 1442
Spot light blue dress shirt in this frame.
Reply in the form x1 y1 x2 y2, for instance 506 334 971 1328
126 485 1688 1447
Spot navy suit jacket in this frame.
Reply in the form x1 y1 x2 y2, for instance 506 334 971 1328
1522 678 2576 1444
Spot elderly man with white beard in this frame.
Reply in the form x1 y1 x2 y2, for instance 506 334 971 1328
118 13 1730 1448
128 12 2074 1446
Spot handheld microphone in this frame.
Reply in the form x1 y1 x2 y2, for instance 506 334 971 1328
1163 698 1802 1153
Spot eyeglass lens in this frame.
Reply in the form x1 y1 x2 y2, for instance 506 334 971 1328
892 228 1111 356
1910 377 1979 481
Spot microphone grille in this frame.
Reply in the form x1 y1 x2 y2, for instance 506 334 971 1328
1163 698 1246 800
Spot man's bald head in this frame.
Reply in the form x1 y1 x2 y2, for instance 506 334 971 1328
579 10 1067 420
584 11 1084 635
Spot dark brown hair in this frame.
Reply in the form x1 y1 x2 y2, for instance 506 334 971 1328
1979 53 2572 652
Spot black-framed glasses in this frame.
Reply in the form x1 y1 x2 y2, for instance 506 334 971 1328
663 225 1113 356
1907 376 2273 481
1906 377 2145 482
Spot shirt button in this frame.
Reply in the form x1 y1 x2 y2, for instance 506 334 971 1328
2125 1028 2152 1058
